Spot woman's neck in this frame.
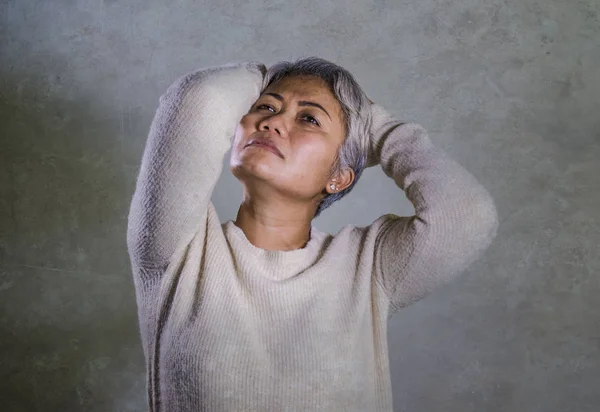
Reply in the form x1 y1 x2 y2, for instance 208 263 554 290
234 198 316 251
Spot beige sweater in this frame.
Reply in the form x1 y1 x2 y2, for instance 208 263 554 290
127 62 499 412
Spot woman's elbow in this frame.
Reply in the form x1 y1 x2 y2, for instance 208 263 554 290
454 191 499 260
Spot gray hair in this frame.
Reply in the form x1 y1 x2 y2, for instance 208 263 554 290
261 57 372 217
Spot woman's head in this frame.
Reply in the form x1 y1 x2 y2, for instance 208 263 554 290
230 57 372 217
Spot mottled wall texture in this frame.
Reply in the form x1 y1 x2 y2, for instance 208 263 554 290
1 0 598 411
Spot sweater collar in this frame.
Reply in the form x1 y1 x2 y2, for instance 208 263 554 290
222 220 327 279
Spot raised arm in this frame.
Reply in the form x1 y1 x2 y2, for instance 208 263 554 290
127 62 266 269
368 104 499 312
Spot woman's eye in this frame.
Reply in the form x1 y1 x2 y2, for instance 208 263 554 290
257 104 274 112
302 115 320 126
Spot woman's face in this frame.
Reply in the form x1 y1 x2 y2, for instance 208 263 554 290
230 75 351 203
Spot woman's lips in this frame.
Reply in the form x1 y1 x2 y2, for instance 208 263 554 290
246 140 284 159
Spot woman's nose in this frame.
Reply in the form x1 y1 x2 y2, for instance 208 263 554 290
259 115 285 136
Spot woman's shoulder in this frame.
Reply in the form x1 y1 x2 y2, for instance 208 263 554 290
320 213 404 248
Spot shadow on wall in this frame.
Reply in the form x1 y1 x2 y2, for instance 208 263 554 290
0 64 147 411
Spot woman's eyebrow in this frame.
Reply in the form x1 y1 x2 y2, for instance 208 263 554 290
263 92 331 120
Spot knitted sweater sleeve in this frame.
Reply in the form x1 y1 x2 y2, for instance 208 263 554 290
127 62 265 269
368 104 499 311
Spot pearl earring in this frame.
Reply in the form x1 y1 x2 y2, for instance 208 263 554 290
330 184 336 191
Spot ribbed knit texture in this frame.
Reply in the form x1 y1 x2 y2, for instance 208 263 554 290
127 62 499 412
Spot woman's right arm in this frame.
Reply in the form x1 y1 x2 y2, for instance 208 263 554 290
127 62 266 270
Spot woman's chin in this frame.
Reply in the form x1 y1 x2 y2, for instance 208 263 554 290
231 158 280 182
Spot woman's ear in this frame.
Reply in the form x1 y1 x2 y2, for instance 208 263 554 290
327 167 355 194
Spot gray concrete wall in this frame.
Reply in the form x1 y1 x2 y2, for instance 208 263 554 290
1 0 598 411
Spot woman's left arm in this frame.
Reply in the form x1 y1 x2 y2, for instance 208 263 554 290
368 104 499 312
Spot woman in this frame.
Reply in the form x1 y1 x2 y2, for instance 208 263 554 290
127 58 498 412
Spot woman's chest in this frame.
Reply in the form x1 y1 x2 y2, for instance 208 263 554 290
159 262 380 386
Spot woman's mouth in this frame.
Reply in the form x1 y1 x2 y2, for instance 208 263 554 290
246 140 284 159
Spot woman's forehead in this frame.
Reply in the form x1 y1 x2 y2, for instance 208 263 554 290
263 75 346 128
266 76 333 98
